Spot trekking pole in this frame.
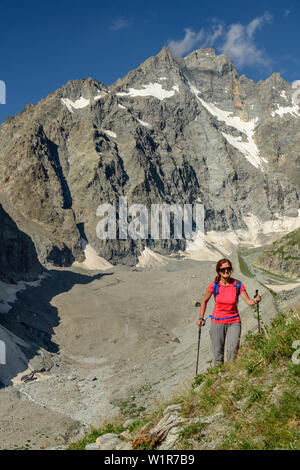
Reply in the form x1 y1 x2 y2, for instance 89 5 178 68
255 289 261 334
195 327 202 377
195 301 202 377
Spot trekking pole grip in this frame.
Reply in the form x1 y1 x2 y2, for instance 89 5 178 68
255 289 261 333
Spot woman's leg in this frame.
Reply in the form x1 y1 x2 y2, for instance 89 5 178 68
210 322 227 365
226 322 242 362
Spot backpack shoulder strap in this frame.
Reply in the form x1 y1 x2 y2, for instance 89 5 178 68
213 281 219 300
233 279 241 303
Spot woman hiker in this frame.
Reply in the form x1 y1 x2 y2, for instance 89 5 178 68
196 258 261 365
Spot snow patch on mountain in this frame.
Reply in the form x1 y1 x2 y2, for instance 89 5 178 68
184 210 300 261
280 91 288 101
271 104 300 118
72 238 112 271
94 94 106 102
103 130 117 138
189 85 267 171
61 97 90 113
136 247 170 268
137 119 150 127
117 83 175 100
0 274 47 314
221 131 266 171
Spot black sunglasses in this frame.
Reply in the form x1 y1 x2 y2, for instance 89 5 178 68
219 267 232 273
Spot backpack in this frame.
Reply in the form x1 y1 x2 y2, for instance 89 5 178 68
213 279 242 303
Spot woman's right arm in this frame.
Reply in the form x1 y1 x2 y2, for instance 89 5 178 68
197 289 213 327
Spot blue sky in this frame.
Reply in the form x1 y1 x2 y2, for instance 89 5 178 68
0 0 299 124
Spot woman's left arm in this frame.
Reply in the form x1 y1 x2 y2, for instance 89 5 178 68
241 290 261 306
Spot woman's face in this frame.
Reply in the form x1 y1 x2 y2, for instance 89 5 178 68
219 262 232 280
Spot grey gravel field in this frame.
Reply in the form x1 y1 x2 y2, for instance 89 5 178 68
0 251 279 449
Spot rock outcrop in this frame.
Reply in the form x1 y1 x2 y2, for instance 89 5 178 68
253 227 300 279
0 203 43 283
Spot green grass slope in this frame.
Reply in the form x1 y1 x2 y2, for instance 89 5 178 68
68 304 300 450
253 228 300 280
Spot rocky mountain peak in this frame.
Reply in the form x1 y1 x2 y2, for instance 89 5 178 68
0 45 299 266
184 47 234 72
111 47 182 94
155 45 175 62
60 78 108 100
264 72 284 83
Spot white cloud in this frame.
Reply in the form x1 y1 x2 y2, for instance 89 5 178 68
168 29 204 57
247 12 272 37
168 24 223 57
167 13 273 70
220 12 273 68
110 17 129 32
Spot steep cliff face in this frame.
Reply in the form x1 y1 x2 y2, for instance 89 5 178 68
0 46 299 266
0 203 43 283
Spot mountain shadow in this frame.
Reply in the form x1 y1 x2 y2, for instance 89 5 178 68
0 268 113 388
